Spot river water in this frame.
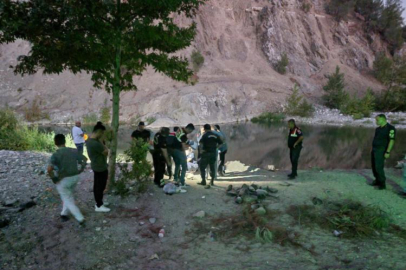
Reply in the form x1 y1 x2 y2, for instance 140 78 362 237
41 122 406 170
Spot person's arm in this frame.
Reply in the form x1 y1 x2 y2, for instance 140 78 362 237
77 154 88 172
161 148 172 166
294 136 304 148
385 128 396 159
47 165 55 179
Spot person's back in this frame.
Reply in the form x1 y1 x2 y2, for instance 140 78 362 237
50 147 84 183
200 131 222 153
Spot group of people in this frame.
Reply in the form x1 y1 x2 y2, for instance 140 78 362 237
47 113 400 225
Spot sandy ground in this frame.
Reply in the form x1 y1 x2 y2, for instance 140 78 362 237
1 152 406 270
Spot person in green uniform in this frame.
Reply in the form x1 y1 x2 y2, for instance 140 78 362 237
287 119 304 180
371 114 396 190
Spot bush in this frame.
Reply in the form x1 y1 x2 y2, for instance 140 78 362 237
378 0 404 52
341 89 375 119
251 112 285 124
83 113 98 125
100 107 111 124
355 0 384 31
285 84 315 117
274 53 289 74
191 50 204 72
301 2 312 13
24 98 50 122
0 109 55 152
325 0 355 21
322 66 349 109
114 139 152 197
146 116 156 125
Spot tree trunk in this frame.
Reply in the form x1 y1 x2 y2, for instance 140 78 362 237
108 46 122 184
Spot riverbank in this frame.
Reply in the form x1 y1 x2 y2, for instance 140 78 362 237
1 150 406 270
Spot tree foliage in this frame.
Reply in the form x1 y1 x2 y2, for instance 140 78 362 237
325 0 355 21
0 0 206 182
274 53 289 75
322 66 349 109
285 84 314 117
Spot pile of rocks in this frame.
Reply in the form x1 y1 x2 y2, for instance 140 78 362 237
226 184 278 207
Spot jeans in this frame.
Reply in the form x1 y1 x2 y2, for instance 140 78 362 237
172 149 187 185
55 175 84 222
289 146 302 176
94 170 108 207
75 143 84 156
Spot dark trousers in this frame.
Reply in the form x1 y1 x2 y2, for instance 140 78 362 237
289 147 302 176
371 149 386 186
199 152 217 183
94 170 108 207
172 149 187 185
75 143 84 156
152 152 166 186
218 150 227 171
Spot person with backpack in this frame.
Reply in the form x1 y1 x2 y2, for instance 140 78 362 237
47 134 87 224
166 124 195 187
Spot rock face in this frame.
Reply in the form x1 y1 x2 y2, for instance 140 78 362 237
0 0 389 125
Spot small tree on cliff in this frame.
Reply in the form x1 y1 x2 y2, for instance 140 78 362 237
0 0 206 182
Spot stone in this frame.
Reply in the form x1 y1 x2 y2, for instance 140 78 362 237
235 196 243 204
193 211 206 218
149 218 157 224
227 191 238 197
256 189 268 196
267 165 276 171
266 187 278 193
255 207 266 215
3 199 18 206
96 227 101 231
243 195 258 204
226 185 233 192
139 221 145 226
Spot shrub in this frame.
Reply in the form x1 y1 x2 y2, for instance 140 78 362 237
251 112 285 124
0 109 55 152
285 84 315 117
355 0 384 31
341 89 375 119
114 138 152 197
274 53 289 74
100 107 111 124
322 66 349 109
83 113 98 125
191 50 204 72
24 98 50 122
146 116 156 125
378 0 404 52
301 2 312 13
325 0 355 21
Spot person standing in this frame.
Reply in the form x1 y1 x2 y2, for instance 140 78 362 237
72 121 85 156
86 123 111 212
131 121 152 143
167 124 195 187
198 124 223 186
214 125 228 176
371 114 396 190
47 134 87 224
287 119 304 180
152 127 171 187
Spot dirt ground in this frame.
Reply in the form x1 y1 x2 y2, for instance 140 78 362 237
1 151 406 270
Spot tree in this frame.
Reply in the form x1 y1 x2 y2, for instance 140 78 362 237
378 0 404 52
325 0 355 21
0 0 206 183
274 53 289 75
355 0 384 31
322 66 349 109
285 84 314 117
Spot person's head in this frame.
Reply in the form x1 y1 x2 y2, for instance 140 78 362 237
185 123 195 134
93 123 106 139
174 126 180 133
75 121 81 127
138 121 145 131
214 125 220 131
160 127 170 137
54 134 66 147
204 124 211 131
288 119 296 129
375 114 387 126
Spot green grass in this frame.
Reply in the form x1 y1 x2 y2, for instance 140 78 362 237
251 112 285 124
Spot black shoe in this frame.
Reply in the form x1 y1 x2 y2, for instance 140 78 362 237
371 180 380 186
198 182 207 186
288 175 296 180
375 185 386 190
60 215 70 222
210 180 214 186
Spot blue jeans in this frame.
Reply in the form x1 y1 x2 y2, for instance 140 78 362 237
75 143 84 156
172 149 187 185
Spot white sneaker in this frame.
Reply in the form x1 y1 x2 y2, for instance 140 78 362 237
95 205 111 213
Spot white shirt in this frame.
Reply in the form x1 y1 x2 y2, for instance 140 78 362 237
72 126 85 144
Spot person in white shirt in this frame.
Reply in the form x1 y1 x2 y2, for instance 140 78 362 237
72 121 85 155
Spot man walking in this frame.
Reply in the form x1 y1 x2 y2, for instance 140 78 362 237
167 124 195 187
198 124 223 186
47 134 87 224
371 114 396 190
72 121 85 155
214 125 227 176
86 123 111 212
287 119 304 180
152 127 171 187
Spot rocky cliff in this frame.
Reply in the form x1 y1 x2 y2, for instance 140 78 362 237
0 0 391 126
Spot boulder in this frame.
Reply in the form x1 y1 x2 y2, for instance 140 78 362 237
193 211 206 218
255 207 267 216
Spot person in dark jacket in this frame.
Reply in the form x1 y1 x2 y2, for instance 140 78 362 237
287 119 304 180
152 127 171 187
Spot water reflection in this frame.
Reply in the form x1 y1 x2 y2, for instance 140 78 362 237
40 122 406 170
